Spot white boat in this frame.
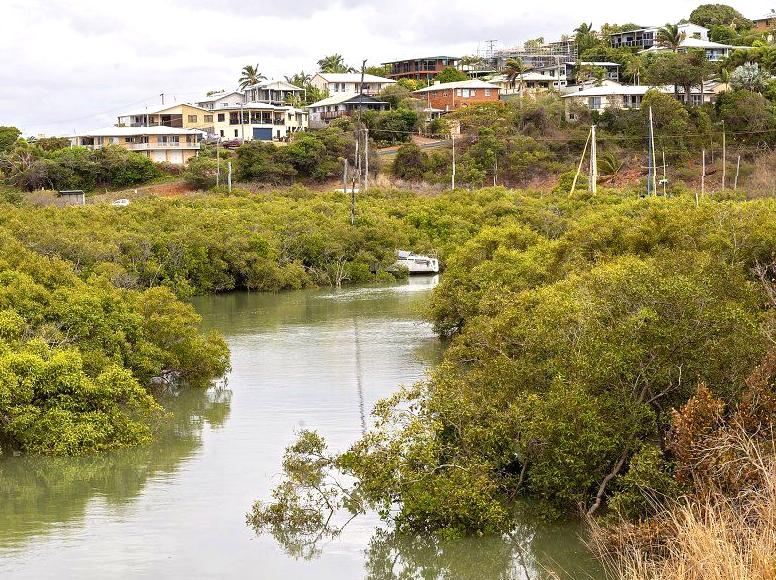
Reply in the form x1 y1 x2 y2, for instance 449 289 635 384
395 250 439 274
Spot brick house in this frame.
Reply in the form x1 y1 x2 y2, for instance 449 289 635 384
412 79 501 112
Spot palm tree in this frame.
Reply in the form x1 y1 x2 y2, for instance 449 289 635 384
656 23 685 52
625 56 646 85
285 71 312 87
574 22 593 36
238 64 266 89
504 57 529 93
317 54 353 73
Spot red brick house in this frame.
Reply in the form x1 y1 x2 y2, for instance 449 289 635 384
412 79 501 112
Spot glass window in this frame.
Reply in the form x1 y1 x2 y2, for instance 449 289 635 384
204 115 213 123
217 113 225 122
484 89 491 97
187 115 197 123
589 96 602 109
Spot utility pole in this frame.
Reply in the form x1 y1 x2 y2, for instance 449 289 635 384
364 128 369 192
227 161 232 193
216 138 220 187
356 59 367 193
648 106 657 196
589 124 597 194
160 93 165 105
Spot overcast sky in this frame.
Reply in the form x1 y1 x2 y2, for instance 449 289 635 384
2 0 768 135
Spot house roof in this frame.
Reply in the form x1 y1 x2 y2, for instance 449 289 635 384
117 103 209 117
639 37 734 53
243 79 304 91
306 93 387 109
754 10 776 21
565 61 620 67
381 56 460 64
412 79 500 93
195 91 245 103
76 126 203 137
315 73 396 84
561 84 667 98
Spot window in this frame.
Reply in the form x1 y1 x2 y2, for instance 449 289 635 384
589 96 602 109
456 89 462 96
204 115 213 123
234 129 238 137
220 130 224 137
125 137 132 143
217 113 225 122
188 115 197 123
484 89 491 97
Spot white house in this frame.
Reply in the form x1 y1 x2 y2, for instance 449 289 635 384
194 91 246 110
610 23 709 49
70 126 201 164
639 37 741 61
242 79 305 105
211 102 308 141
562 81 723 114
306 93 390 127
310 73 396 96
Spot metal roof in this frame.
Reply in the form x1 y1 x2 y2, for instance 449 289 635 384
381 56 460 64
74 126 203 137
412 79 500 93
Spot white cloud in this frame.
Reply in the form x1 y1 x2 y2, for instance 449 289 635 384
1 0 768 135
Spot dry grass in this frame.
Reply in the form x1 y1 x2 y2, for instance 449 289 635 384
590 427 776 580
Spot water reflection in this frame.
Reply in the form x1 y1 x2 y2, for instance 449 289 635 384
0 385 231 551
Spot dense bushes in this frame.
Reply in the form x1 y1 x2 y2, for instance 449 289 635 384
252 193 776 539
0 231 229 455
0 142 160 192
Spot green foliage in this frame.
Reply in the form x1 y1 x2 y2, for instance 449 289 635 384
0 231 230 455
317 54 353 74
434 67 469 84
33 136 70 152
689 4 752 29
393 143 426 180
257 193 776 537
0 126 21 154
0 143 159 192
184 155 220 190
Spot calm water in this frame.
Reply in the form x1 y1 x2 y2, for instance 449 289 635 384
0 277 601 579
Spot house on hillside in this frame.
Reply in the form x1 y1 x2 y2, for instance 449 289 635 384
382 56 460 82
610 23 708 49
754 9 776 30
412 79 500 111
310 73 396 96
561 81 722 116
242 79 305 105
70 126 201 164
117 103 215 132
194 91 246 110
639 37 740 61
306 93 389 127
210 103 308 141
565 62 620 83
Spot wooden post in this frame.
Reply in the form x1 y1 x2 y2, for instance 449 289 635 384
662 150 667 196
701 149 705 199
734 155 740 190
451 134 456 190
571 127 592 196
589 124 597 194
216 138 220 187
343 158 348 193
227 161 232 193
649 107 657 195
721 121 726 190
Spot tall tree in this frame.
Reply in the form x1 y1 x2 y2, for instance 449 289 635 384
657 23 685 52
625 55 646 85
317 54 353 73
239 64 266 89
504 58 529 92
